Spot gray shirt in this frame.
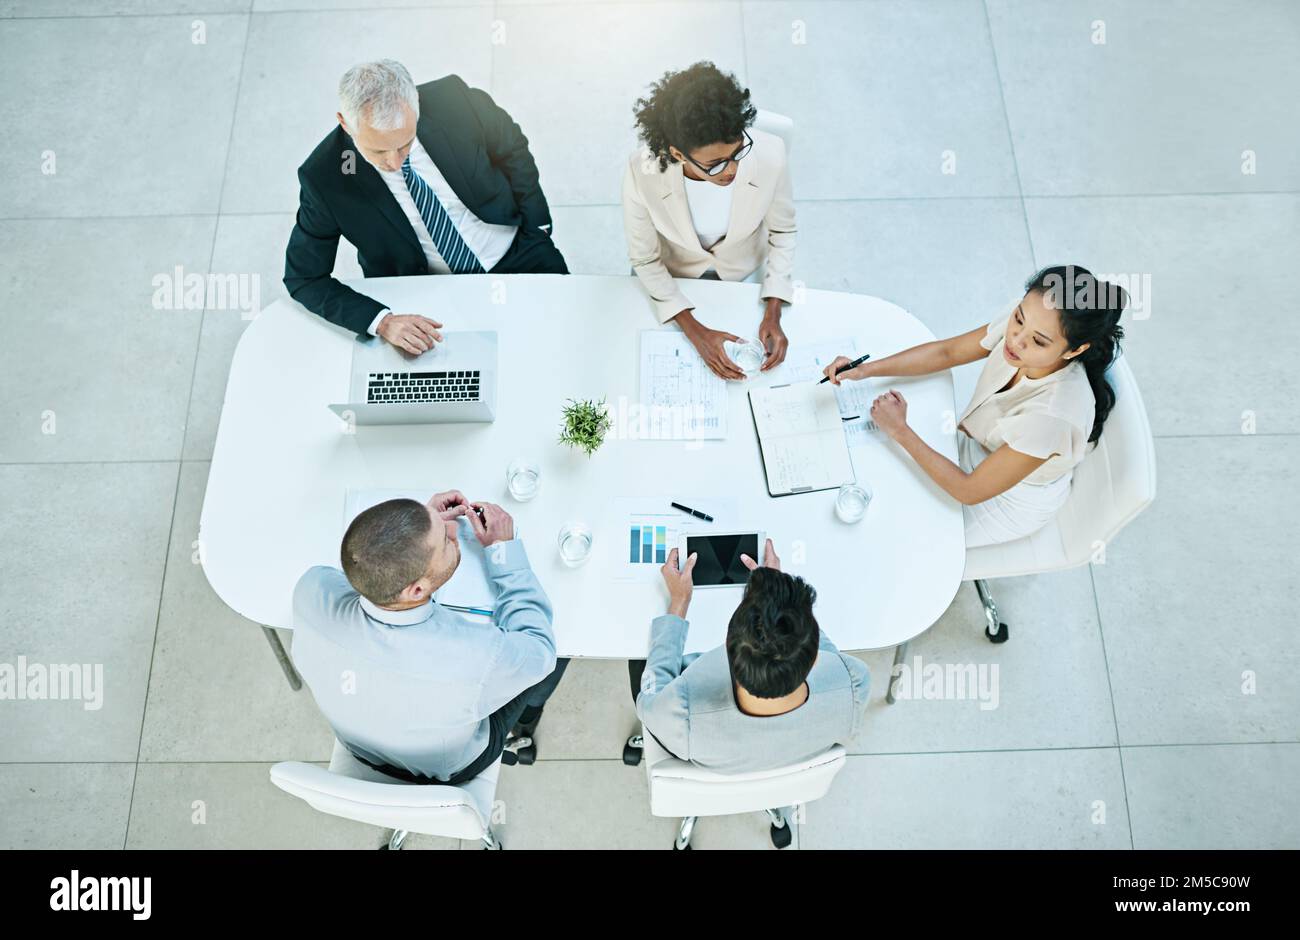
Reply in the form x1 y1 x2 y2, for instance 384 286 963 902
635 614 870 774
290 538 555 781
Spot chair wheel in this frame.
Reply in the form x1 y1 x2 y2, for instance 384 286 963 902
673 841 692 851
770 822 793 849
985 622 1009 644
515 745 537 765
622 737 643 766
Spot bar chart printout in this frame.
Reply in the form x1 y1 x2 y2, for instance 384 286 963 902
629 524 668 564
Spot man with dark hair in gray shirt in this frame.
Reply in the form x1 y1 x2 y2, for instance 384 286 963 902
631 539 870 774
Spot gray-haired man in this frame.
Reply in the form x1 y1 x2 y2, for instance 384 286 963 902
285 59 566 354
292 490 568 782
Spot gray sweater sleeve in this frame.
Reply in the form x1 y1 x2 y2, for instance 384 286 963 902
634 614 692 761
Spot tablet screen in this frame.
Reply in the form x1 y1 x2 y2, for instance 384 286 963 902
686 532 759 586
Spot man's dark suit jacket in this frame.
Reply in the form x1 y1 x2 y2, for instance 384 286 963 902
284 75 553 336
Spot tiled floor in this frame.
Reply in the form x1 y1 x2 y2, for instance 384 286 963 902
1 0 1297 850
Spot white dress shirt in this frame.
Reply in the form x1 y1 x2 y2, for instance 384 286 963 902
366 137 519 335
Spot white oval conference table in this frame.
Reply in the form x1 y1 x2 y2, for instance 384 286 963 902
201 274 964 663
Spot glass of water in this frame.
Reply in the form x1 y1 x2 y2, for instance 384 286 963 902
557 522 593 566
506 458 541 502
726 339 765 376
835 483 872 523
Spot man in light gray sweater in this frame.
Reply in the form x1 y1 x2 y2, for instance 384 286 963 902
292 490 567 784
631 539 870 774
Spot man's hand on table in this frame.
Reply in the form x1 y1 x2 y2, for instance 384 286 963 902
428 490 469 522
466 501 515 547
377 313 443 356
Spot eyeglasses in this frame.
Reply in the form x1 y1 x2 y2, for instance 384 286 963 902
681 130 753 177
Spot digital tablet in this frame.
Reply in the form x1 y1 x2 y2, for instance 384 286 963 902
677 531 764 588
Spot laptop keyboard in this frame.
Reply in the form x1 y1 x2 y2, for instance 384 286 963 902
367 370 481 404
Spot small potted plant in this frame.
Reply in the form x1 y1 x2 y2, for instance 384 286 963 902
558 397 612 457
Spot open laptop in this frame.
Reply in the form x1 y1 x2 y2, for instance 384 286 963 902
328 330 498 425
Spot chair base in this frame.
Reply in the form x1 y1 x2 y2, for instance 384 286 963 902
380 827 502 850
622 734 644 766
670 807 794 850
974 579 1010 644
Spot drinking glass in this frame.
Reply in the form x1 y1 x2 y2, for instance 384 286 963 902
835 483 872 523
506 458 541 502
557 522 593 566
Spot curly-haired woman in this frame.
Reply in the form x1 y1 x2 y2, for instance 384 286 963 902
623 62 796 379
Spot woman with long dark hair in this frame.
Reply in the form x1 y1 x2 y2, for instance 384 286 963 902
824 265 1127 547
623 61 796 380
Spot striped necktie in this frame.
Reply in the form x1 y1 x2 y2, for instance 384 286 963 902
400 157 484 274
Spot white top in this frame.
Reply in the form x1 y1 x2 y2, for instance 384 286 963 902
958 313 1096 486
200 275 964 654
366 137 518 335
683 174 734 251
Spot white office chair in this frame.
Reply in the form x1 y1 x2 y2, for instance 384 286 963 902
270 740 503 849
753 109 794 153
887 355 1156 700
642 732 846 850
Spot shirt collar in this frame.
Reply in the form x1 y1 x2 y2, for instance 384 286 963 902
359 595 439 626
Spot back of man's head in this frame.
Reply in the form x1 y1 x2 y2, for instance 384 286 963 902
725 567 820 698
340 498 432 606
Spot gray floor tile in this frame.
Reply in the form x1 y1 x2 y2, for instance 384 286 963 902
852 567 1117 753
1091 436 1300 746
182 212 362 459
549 204 628 277
0 14 247 217
139 462 338 762
1023 193 1300 436
0 462 178 762
125 761 458 848
743 0 1020 199
802 749 1130 848
1 1 249 13
792 197 1035 408
0 763 134 849
1124 743 1300 848
482 758 797 849
532 658 640 761
987 0 1300 195
220 6 494 214
492 1 746 207
0 217 213 462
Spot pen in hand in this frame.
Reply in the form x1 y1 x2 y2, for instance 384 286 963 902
820 353 871 384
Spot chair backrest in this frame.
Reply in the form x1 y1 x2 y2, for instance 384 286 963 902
963 352 1157 579
646 740 847 819
1053 352 1157 561
753 109 794 153
269 745 496 841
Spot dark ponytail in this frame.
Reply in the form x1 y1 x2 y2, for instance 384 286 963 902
1025 265 1127 443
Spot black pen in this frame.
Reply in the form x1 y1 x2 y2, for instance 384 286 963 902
671 502 714 522
819 353 871 383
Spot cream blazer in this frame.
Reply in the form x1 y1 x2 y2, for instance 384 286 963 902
621 127 796 323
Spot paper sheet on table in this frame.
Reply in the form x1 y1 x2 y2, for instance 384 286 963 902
768 335 875 418
342 489 494 613
639 330 727 439
748 383 856 496
611 496 741 581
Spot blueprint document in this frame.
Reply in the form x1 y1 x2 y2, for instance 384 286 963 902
639 330 728 439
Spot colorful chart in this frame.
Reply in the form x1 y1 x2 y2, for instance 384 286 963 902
629 525 668 564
